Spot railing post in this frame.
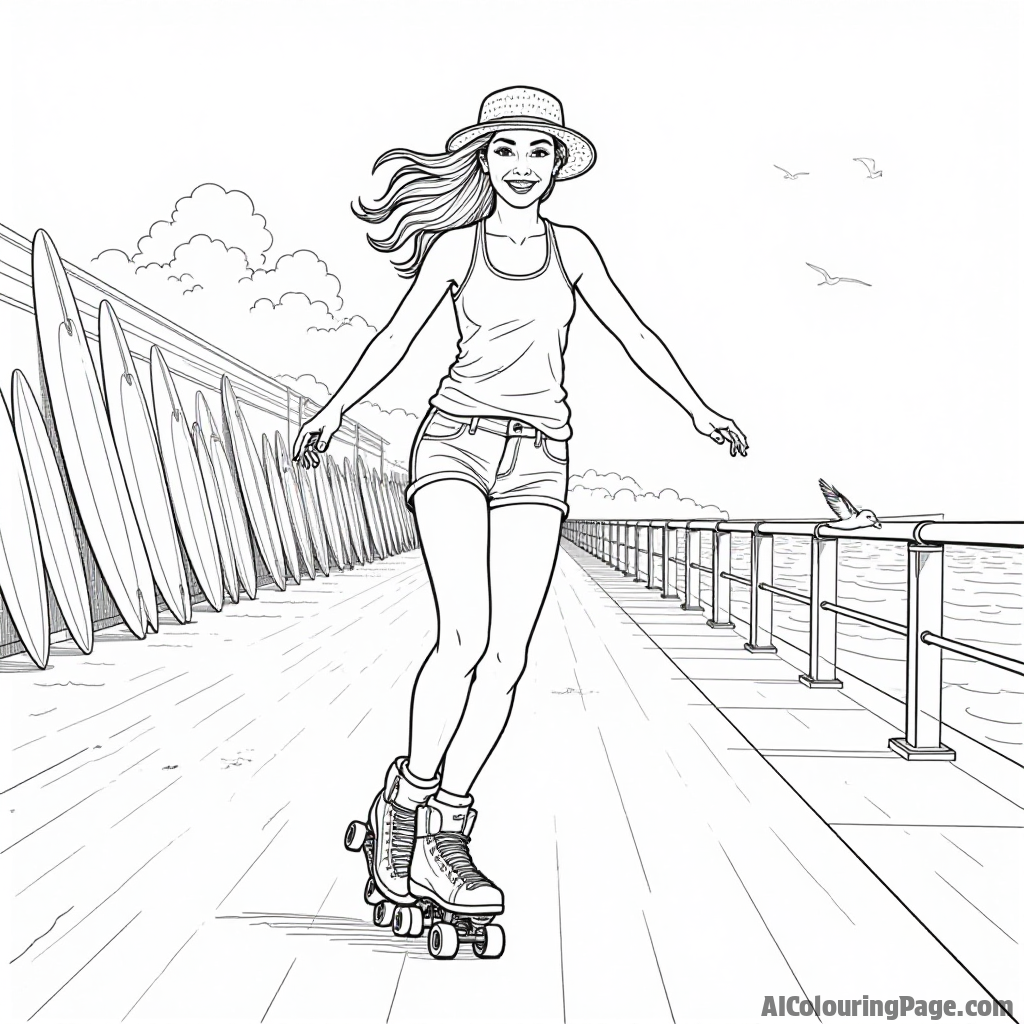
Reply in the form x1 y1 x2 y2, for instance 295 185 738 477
707 526 734 629
646 524 656 589
889 544 955 760
682 526 702 611
633 522 642 582
798 533 842 687
661 525 675 598
619 523 630 575
602 522 611 564
744 529 778 653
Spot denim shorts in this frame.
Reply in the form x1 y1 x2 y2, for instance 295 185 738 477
405 408 569 518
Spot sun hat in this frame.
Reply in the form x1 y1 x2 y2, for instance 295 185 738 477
446 86 596 180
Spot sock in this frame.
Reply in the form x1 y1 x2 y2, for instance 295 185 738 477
399 757 440 789
435 788 473 809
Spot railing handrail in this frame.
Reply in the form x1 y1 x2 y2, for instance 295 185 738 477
570 516 1024 550
563 514 1024 763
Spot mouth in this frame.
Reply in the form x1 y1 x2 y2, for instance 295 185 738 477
504 178 538 195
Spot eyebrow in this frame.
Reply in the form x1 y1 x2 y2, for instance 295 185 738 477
493 137 553 147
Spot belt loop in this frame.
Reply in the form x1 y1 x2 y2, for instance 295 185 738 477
469 417 479 435
534 432 542 448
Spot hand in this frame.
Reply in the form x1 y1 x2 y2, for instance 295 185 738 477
293 404 343 468
690 407 749 457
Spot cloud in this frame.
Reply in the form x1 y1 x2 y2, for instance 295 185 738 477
567 471 727 519
569 468 644 494
91 183 373 387
128 182 273 268
275 373 333 405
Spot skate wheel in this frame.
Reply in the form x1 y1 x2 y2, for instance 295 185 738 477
393 904 425 938
373 900 396 927
345 820 368 852
363 877 385 905
428 922 459 960
472 923 505 959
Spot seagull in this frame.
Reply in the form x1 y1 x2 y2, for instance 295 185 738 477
853 157 883 178
806 263 871 286
774 164 809 179
819 479 882 530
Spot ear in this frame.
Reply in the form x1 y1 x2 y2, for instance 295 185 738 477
478 151 489 173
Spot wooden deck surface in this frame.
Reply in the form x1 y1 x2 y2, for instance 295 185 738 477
1 541 1018 1022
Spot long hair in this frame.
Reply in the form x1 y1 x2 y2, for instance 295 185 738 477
353 133 568 279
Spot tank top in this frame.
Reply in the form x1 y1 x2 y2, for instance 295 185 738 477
430 218 577 440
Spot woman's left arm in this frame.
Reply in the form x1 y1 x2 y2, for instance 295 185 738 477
558 225 748 456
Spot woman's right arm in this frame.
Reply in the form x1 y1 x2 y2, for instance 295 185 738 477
292 228 472 466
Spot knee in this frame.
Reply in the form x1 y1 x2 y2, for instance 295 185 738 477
474 648 528 694
435 626 488 677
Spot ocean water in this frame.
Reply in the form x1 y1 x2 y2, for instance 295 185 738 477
680 533 1024 766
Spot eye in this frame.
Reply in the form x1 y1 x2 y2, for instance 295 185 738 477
530 148 550 158
494 146 514 157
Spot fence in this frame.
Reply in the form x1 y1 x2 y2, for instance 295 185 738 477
563 517 1024 762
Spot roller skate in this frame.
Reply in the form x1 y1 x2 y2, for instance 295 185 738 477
392 792 506 959
344 757 439 929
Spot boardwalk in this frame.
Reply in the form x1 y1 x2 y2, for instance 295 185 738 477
2 541 1019 1022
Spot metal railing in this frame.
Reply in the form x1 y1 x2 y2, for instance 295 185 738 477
562 516 1024 762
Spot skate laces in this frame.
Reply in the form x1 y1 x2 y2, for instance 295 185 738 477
434 833 493 890
387 805 416 871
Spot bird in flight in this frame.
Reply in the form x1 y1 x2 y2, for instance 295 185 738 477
853 157 883 178
774 164 809 179
806 263 872 286
818 479 882 530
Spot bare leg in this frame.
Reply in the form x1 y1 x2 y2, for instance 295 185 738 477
405 480 490 781
440 503 563 795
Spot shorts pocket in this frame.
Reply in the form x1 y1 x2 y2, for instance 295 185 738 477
422 411 468 441
541 437 568 464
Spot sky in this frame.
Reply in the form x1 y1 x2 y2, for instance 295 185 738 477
2 0 1022 519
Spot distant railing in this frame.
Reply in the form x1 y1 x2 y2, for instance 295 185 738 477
562 517 1024 762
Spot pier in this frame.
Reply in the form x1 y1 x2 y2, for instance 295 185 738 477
1 226 1022 1021
3 536 1021 1021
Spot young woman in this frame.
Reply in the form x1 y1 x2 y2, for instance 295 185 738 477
294 86 748 943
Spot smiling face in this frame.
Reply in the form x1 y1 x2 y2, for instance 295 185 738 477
481 129 559 208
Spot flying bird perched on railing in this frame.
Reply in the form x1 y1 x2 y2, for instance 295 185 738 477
853 157 883 178
806 263 872 287
773 164 809 179
819 479 882 530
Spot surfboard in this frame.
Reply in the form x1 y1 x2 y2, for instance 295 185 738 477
329 461 359 568
325 456 354 568
356 455 387 560
341 458 372 565
0 389 50 668
298 464 331 576
393 477 412 550
274 431 315 580
196 391 257 599
314 460 345 570
374 468 401 557
11 371 94 654
31 229 152 640
384 475 408 552
220 376 285 591
262 433 301 585
150 346 224 612
193 426 240 603
98 302 191 625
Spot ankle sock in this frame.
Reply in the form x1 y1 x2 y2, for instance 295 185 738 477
435 788 473 809
400 758 440 789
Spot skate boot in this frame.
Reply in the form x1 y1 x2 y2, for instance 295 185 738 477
344 757 439 927
404 792 506 959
